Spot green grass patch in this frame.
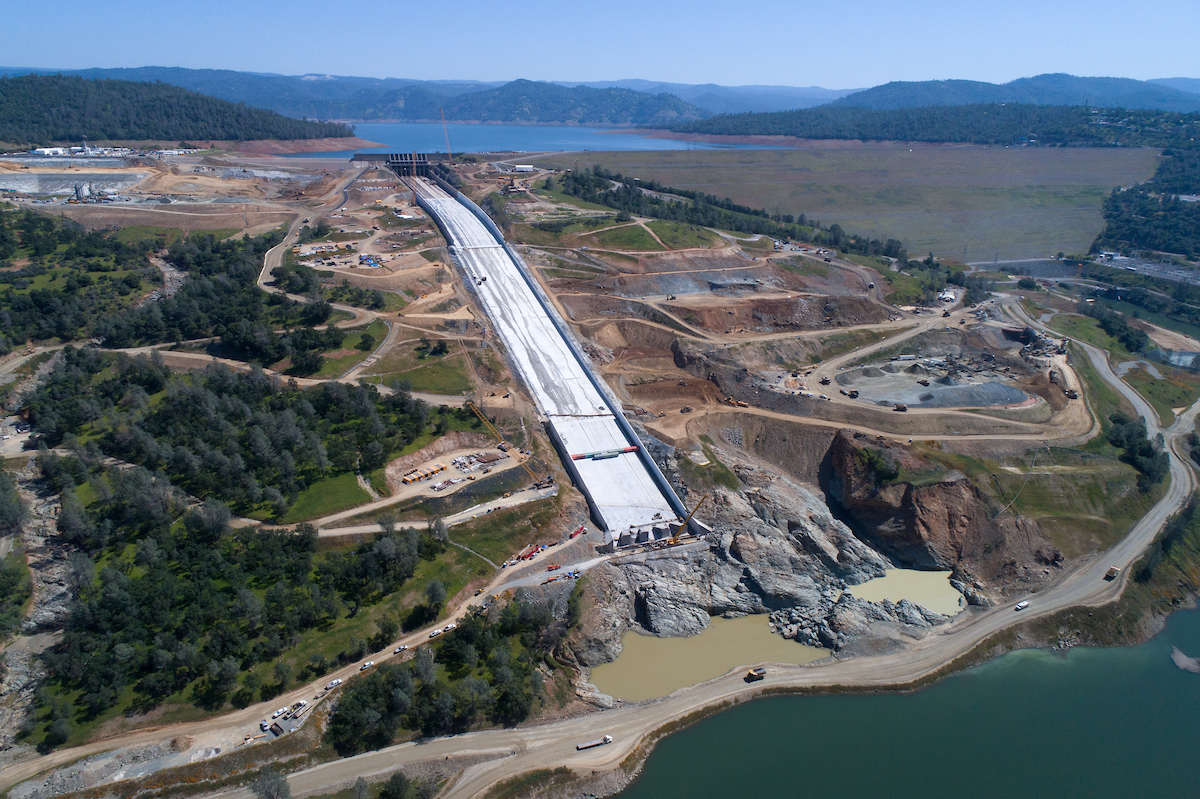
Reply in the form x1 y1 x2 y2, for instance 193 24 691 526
590 224 664 251
845 253 893 272
534 184 616 213
0 548 32 635
1071 343 1136 452
511 224 565 247
279 472 372 523
452 498 560 565
646 220 720 249
1095 297 1200 341
1123 366 1200 427
720 231 774 250
12 351 55 376
678 435 739 490
1047 314 1137 362
535 148 1161 261
777 257 829 278
394 355 474 395
309 320 389 379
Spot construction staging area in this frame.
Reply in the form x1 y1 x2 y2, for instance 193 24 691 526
406 176 683 548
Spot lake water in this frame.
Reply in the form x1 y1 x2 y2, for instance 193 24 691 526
288 122 777 159
589 615 825 701
616 607 1200 799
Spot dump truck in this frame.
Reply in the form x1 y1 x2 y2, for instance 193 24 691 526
745 667 767 682
577 734 614 750
1105 566 1121 581
893 404 908 412
848 390 859 399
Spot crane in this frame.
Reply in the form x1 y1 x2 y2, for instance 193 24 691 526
465 400 537 480
669 493 709 545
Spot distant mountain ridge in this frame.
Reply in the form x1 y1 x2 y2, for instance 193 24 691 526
1152 78 1200 96
554 80 859 113
0 67 707 125
0 74 353 145
832 73 1200 113
2 66 1198 125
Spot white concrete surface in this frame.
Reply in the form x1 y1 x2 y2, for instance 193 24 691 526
411 179 678 543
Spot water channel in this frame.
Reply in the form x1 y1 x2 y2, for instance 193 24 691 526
615 606 1200 798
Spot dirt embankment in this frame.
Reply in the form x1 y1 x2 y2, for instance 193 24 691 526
826 430 1062 592
207 137 385 156
51 205 293 233
663 294 887 334
383 432 492 491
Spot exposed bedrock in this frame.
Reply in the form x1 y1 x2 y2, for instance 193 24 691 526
826 429 1063 588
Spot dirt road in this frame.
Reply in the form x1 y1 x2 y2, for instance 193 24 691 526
199 385 1196 799
190 295 1200 799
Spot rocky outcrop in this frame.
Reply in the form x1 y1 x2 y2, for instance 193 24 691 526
770 592 948 651
0 465 69 752
563 454 961 662
827 430 1062 589
15 468 70 634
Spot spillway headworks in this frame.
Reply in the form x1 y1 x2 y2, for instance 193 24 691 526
399 170 686 549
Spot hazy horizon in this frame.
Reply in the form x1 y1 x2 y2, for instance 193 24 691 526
7 0 1198 88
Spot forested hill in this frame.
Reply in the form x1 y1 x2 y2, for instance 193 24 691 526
0 69 707 125
831 74 1200 113
0 74 353 145
432 79 706 124
671 104 1200 148
188 77 707 125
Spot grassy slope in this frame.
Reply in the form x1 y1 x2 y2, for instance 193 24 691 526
531 148 1160 261
279 472 372 523
646 220 720 249
1123 366 1200 427
309 319 389 379
590 224 663 251
915 444 1160 557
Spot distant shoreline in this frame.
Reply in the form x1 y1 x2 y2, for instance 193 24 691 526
611 128 990 149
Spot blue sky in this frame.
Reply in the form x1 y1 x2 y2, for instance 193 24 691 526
7 0 1198 87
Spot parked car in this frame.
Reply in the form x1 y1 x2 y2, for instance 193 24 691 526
271 707 288 719
360 660 374 671
394 644 409 654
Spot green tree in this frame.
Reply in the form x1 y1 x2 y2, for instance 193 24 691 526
251 767 292 799
425 579 446 608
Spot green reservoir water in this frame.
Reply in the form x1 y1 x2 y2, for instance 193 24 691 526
617 608 1200 798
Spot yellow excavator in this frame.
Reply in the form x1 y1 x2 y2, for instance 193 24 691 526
669 493 710 545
